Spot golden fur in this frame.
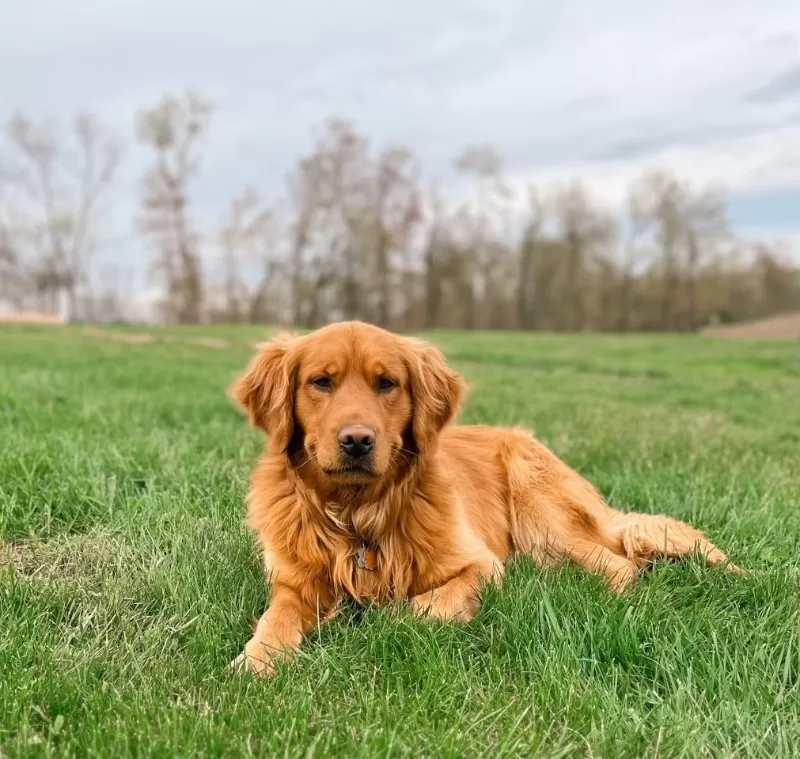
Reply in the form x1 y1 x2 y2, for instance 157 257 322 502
231 321 742 675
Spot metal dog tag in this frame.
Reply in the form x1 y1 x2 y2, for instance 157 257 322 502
357 543 378 571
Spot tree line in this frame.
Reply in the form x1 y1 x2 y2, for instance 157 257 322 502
1 92 798 331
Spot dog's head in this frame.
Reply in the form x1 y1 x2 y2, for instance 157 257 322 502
233 321 465 484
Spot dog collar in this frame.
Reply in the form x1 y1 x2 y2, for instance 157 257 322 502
356 543 378 571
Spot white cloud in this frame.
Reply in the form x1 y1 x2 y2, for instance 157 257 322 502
509 124 800 212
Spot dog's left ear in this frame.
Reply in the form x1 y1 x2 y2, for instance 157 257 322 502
404 338 466 456
231 333 299 453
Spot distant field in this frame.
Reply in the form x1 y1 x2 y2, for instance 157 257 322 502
701 312 800 339
1 325 799 758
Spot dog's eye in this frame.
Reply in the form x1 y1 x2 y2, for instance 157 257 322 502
376 376 397 393
310 376 334 391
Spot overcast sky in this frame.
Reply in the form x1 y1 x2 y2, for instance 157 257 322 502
1 0 799 291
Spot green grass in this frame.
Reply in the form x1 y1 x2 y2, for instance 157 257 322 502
1 325 799 758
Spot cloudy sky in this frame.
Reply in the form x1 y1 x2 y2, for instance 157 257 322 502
1 0 799 289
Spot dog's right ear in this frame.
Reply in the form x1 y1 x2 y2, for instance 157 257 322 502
231 333 299 452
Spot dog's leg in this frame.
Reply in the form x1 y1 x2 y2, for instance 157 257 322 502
410 558 501 623
503 435 743 590
613 513 745 574
564 539 639 592
231 583 328 676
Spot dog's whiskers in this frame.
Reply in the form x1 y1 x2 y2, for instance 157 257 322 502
295 451 320 472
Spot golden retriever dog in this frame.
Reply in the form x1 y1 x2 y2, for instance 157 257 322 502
231 321 742 675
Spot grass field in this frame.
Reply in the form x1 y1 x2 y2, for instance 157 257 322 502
1 325 799 758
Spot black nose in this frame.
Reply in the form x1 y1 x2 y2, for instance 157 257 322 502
338 425 376 459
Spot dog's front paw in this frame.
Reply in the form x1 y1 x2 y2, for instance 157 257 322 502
230 645 276 677
410 588 478 623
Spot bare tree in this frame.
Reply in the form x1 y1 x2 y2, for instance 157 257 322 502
551 183 616 331
618 183 654 331
516 185 545 330
629 170 729 331
136 92 211 324
423 186 449 329
683 187 728 331
1 112 121 319
287 151 334 328
325 120 372 322
218 187 282 323
453 144 507 329
0 209 23 310
282 119 423 329
284 120 369 327
755 243 798 316
371 146 422 327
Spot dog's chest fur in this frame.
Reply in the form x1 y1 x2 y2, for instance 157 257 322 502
249 457 470 608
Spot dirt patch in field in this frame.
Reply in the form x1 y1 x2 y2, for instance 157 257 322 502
1 532 136 590
80 327 237 349
184 336 231 349
702 312 800 339
82 327 157 344
0 311 66 325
